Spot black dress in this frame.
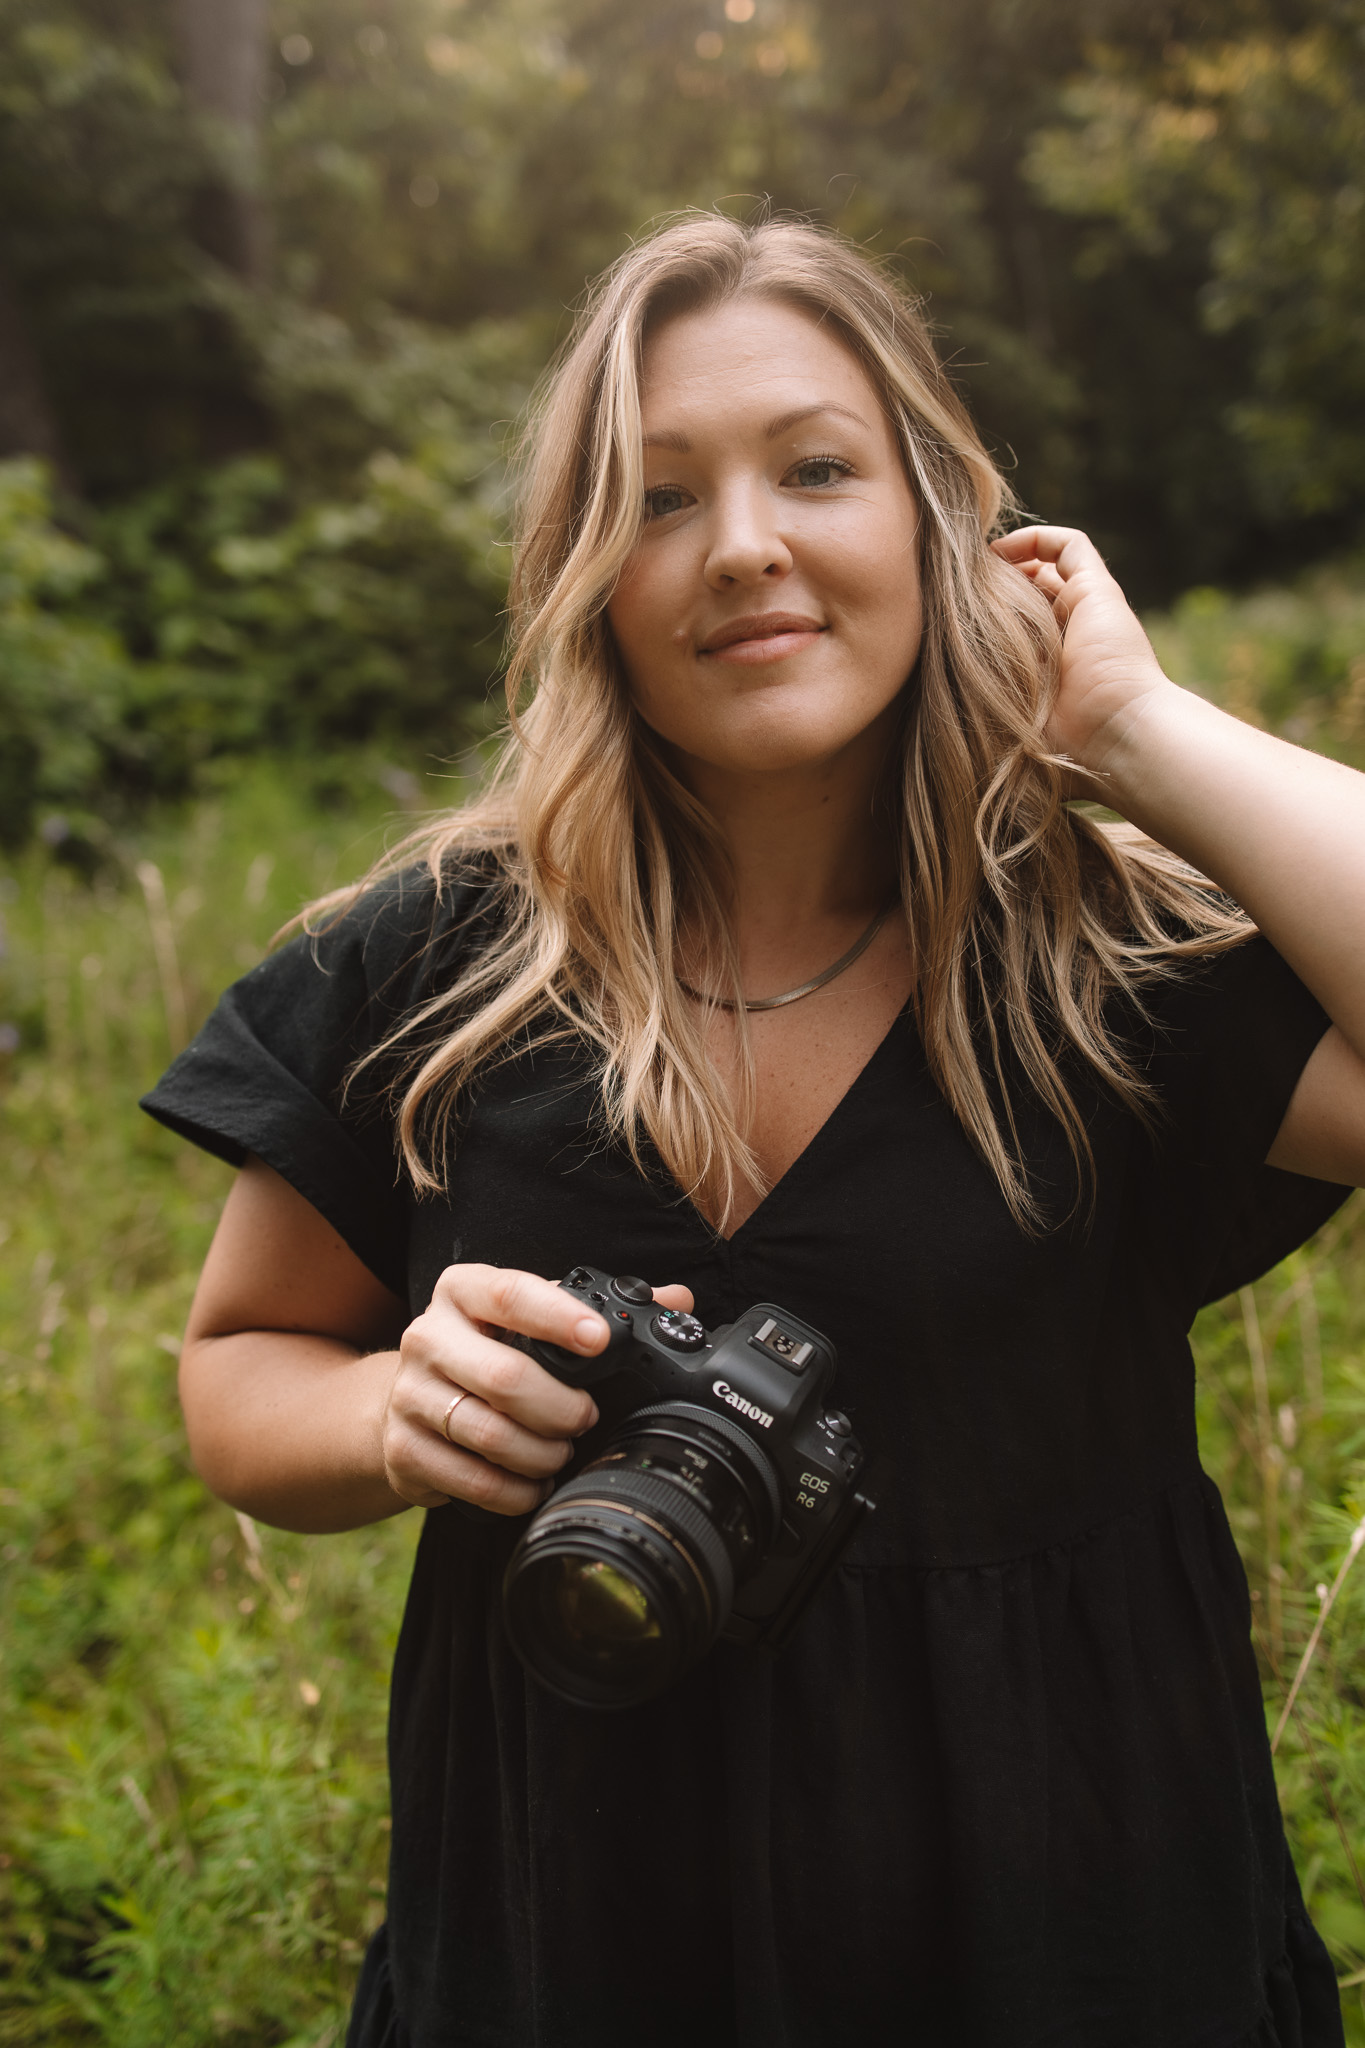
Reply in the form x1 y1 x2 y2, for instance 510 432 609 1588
142 865 1351 2048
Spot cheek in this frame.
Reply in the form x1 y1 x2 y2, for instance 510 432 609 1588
826 532 923 675
606 553 683 676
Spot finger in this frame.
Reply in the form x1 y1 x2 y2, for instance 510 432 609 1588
403 1311 599 1436
385 1408 550 1517
653 1283 695 1313
990 524 1092 571
1029 562 1068 606
436 1387 574 1479
442 1262 613 1358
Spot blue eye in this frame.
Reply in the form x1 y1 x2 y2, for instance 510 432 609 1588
644 485 689 518
791 455 852 488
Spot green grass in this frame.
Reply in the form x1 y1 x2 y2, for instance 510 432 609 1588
2 702 1365 2040
1148 562 1365 766
0 751 461 2046
1195 1230 1365 2025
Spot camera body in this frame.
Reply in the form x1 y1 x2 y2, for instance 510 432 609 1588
510 1264 870 1675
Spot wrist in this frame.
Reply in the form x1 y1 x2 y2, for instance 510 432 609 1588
1083 675 1207 805
358 1344 404 1487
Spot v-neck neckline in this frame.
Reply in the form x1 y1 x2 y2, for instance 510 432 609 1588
679 997 917 1245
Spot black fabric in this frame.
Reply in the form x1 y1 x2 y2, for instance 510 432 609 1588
348 1926 404 2048
143 868 1351 2048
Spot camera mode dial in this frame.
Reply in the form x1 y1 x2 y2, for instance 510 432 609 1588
653 1308 707 1353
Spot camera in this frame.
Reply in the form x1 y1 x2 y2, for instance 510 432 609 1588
502 1264 872 1709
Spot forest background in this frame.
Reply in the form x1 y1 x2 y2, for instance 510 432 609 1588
4 0 1365 2041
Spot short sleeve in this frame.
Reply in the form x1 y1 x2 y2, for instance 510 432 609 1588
1138 933 1350 1302
1145 933 1332 1170
140 861 502 1298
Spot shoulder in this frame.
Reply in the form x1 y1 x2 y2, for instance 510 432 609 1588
1122 929 1331 1169
1133 929 1322 1055
298 849 509 1019
137 853 511 1296
183 848 510 1093
140 849 511 1164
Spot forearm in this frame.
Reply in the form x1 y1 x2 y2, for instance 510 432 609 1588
1097 684 1365 1054
180 1332 409 1534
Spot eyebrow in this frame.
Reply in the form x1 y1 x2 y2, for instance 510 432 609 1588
641 400 872 454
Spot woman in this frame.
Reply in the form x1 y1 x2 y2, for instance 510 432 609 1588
144 215 1365 2046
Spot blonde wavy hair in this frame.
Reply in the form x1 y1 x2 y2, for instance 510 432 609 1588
313 211 1249 1230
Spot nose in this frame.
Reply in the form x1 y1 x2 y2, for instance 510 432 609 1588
703 479 793 589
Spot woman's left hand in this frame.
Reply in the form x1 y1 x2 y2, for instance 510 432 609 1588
991 525 1171 778
994 524 1365 1193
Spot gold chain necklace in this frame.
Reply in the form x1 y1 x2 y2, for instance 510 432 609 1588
676 902 895 1014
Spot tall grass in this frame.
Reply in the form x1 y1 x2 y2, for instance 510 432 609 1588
1195 1239 1365 2020
0 755 460 2047
3 582 1365 2039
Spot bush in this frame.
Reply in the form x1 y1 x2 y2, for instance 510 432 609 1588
0 461 320 857
0 460 148 852
0 315 529 849
90 439 507 750
86 307 537 749
1147 566 1365 764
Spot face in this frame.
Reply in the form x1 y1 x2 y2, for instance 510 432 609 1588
606 296 923 785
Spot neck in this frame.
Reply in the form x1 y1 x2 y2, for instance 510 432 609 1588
669 717 899 934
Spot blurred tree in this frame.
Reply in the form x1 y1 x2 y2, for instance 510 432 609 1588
174 0 271 281
0 0 1361 623
247 0 1365 596
1027 5 1365 536
775 0 1343 594
0 0 267 496
0 257 67 473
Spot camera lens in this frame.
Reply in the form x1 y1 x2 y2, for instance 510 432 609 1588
525 1555 667 1692
503 1403 781 1709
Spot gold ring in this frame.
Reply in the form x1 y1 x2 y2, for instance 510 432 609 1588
441 1390 469 1443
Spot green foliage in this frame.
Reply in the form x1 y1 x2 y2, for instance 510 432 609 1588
1027 12 1365 526
1 741 1364 2041
93 443 504 744
1147 562 1365 764
0 459 155 852
0 760 462 2046
0 329 515 839
94 300 531 741
4 0 1364 607
0 0 259 494
82 305 533 743
1192 1236 1365 2024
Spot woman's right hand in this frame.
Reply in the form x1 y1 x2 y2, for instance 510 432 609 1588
381 1263 695 1516
182 1159 697 1532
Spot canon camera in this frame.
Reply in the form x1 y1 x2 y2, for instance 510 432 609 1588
502 1264 871 1709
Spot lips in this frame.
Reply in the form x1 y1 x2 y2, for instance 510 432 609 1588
698 611 826 654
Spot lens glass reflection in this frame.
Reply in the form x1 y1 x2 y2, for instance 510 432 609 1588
533 1555 666 1685
553 1557 660 1643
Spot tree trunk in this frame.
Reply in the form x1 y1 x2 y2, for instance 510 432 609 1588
0 258 72 483
174 0 270 281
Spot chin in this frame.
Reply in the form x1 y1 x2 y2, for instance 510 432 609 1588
634 662 908 778
676 708 887 777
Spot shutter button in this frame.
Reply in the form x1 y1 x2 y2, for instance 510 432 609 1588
822 1411 852 1438
611 1275 654 1306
